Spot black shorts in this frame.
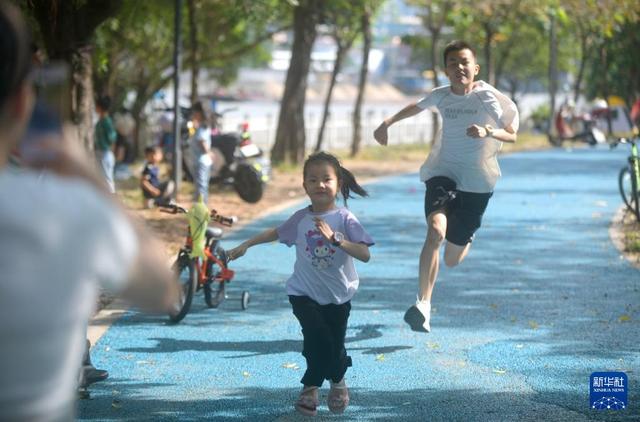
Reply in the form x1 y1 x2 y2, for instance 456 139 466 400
424 176 493 246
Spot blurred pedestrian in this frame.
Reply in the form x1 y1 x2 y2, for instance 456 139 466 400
374 40 519 333
0 3 176 420
94 94 117 192
187 101 213 202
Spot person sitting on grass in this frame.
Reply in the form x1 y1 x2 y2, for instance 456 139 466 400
140 145 174 208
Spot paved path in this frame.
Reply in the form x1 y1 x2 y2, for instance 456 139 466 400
80 146 639 421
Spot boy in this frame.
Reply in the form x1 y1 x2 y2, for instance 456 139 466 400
141 145 175 208
373 40 519 333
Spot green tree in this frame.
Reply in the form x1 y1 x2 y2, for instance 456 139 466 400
351 0 384 157
314 0 361 152
93 0 287 155
405 0 454 144
20 0 123 149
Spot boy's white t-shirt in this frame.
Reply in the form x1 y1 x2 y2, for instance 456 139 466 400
277 206 374 305
416 80 519 193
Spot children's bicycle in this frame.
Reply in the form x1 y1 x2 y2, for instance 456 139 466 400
160 203 250 323
612 135 640 222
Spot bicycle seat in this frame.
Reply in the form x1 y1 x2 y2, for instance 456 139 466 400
205 227 223 240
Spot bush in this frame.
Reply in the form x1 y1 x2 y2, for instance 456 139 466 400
529 104 550 133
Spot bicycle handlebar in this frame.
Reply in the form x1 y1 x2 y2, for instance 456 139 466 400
158 203 237 227
159 203 188 214
211 210 237 227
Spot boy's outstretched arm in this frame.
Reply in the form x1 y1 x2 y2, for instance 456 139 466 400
227 228 278 260
374 103 423 145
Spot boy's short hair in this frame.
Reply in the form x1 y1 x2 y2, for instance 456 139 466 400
144 145 160 155
96 95 111 112
443 40 476 63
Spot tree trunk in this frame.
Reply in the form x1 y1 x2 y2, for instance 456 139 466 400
315 43 347 152
483 24 495 86
350 7 371 158
547 12 558 141
271 1 321 165
70 47 96 150
573 27 589 104
187 0 200 105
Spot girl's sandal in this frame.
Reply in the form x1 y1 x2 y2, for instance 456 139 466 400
327 380 350 414
295 386 319 417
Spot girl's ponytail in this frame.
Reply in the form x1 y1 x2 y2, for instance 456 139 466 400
339 165 368 206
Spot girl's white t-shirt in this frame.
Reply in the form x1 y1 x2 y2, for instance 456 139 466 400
277 206 374 305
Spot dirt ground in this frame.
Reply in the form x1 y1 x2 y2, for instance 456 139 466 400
127 156 426 258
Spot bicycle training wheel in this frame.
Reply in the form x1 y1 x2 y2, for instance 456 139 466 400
241 291 250 310
168 254 197 323
618 166 640 221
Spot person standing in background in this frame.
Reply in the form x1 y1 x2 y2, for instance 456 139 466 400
94 95 117 192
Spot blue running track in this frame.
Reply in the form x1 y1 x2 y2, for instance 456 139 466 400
80 146 639 421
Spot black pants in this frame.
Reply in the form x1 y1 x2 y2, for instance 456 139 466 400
289 295 352 387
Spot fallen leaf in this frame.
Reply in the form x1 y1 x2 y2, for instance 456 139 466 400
426 342 440 350
490 303 498 310
618 314 631 322
375 354 385 361
493 369 507 374
242 371 250 377
282 362 300 369
528 320 539 330
515 344 524 349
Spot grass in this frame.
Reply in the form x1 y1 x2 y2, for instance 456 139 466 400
624 220 640 253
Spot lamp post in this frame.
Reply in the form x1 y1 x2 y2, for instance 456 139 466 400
172 0 183 197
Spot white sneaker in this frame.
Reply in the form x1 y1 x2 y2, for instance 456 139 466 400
403 298 431 332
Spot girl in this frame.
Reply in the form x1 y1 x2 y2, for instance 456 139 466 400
228 152 374 416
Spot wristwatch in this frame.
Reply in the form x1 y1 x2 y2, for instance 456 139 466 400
485 124 494 138
331 231 345 247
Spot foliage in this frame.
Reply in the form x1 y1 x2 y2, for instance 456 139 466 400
93 0 288 114
583 21 640 106
529 103 551 132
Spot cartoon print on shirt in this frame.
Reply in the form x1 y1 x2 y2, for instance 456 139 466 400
305 230 336 269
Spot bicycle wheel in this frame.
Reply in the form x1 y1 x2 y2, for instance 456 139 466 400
618 166 640 221
168 253 197 323
203 246 227 308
